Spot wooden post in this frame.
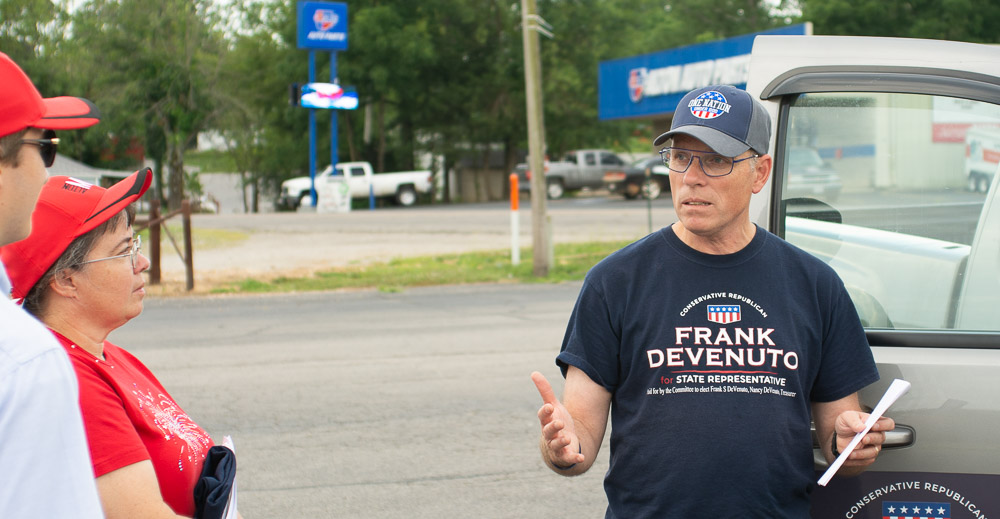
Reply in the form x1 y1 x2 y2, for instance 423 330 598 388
149 199 161 285
182 199 194 291
522 0 552 277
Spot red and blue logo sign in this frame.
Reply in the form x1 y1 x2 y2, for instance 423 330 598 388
628 68 647 103
688 90 731 120
297 2 348 50
300 83 358 110
313 9 338 31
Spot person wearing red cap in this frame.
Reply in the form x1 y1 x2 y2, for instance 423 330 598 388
0 166 238 518
0 51 105 518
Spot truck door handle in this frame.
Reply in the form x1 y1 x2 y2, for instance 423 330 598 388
812 424 915 469
882 424 915 448
811 424 914 449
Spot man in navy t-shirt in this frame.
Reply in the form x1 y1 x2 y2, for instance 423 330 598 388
531 85 895 518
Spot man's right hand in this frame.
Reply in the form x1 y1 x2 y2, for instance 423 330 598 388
531 371 586 469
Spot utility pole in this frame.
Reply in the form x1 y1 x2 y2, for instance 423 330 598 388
521 0 554 277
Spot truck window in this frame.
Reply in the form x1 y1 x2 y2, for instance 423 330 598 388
600 152 623 166
776 92 1000 332
584 153 596 166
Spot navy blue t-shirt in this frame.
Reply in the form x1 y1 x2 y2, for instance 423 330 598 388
557 225 879 519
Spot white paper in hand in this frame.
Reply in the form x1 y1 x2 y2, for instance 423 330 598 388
818 379 911 486
222 435 238 519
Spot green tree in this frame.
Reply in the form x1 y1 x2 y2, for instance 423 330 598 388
405 0 527 198
0 0 62 74
211 1 309 207
802 0 1000 42
7 0 810 210
1 0 107 165
67 0 226 209
209 1 308 211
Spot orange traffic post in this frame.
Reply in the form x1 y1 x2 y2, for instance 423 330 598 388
510 173 520 266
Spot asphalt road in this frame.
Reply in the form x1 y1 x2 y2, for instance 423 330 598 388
110 283 612 518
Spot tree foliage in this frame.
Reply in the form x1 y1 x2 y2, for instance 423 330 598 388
0 0 63 67
53 0 225 209
11 0 921 211
802 0 1000 42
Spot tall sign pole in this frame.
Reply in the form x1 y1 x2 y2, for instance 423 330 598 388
330 53 338 172
297 1 349 208
521 0 554 276
308 51 317 206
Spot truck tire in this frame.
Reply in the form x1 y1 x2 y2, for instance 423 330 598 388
546 179 565 200
623 181 641 200
979 174 993 193
969 172 993 193
395 185 418 206
280 192 307 211
642 178 663 200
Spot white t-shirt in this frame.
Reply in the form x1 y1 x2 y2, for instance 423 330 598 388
0 262 104 518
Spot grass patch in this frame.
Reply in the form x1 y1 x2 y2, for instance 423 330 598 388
210 240 633 295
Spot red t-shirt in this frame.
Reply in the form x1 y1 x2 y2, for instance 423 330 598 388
55 332 213 517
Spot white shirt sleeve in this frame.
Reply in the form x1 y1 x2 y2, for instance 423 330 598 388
0 298 105 518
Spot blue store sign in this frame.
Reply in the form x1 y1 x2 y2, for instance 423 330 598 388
598 24 809 121
297 1 348 51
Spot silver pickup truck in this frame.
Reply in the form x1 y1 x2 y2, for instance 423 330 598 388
515 149 626 199
746 35 1000 517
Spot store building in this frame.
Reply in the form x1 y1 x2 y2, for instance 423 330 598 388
598 23 812 139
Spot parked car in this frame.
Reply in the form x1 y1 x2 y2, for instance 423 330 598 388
278 161 432 210
784 147 842 203
603 155 670 200
748 34 1000 516
515 149 626 199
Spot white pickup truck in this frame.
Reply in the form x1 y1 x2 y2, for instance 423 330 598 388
278 161 433 210
746 35 1000 516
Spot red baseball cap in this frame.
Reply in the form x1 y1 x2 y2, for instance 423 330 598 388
1 168 152 301
0 51 101 137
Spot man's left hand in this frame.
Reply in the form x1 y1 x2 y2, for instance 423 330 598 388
832 411 895 468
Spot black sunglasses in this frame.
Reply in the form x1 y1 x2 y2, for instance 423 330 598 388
20 129 60 168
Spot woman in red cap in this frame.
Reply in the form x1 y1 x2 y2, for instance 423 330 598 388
1 170 232 519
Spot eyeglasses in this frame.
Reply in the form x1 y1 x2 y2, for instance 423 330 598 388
76 235 142 271
19 129 60 168
658 147 758 178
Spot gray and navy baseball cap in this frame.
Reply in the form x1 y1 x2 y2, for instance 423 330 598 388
653 85 771 157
